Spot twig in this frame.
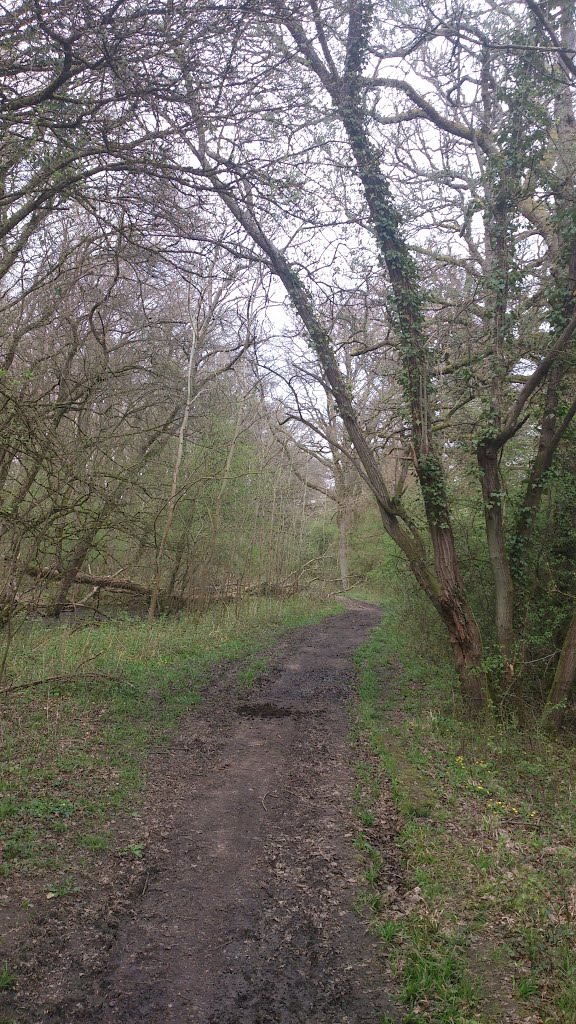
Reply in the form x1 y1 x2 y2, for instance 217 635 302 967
0 672 130 695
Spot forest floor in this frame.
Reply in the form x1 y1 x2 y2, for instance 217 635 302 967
0 600 403 1024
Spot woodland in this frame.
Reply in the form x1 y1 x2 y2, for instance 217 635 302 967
1 0 576 728
3 5 576 1023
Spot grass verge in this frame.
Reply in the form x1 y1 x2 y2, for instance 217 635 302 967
354 602 576 1024
0 596 339 889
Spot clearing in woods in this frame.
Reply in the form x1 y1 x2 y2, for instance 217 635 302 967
2 601 401 1023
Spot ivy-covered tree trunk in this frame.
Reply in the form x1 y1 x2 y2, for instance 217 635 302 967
215 179 489 708
333 4 488 708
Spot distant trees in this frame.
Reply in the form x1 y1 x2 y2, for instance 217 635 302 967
0 208 318 618
265 286 407 592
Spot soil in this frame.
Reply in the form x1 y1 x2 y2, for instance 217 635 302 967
1 601 402 1024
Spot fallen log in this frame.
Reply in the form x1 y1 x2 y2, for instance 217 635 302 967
24 568 297 603
16 568 302 623
26 566 152 596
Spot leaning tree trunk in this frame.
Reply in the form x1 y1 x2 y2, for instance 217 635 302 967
334 42 488 709
218 183 489 710
207 13 489 707
191 1 490 707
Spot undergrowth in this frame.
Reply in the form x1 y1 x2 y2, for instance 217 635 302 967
354 600 576 1024
0 596 339 889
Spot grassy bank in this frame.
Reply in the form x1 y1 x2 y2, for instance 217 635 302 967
0 596 338 889
354 602 576 1024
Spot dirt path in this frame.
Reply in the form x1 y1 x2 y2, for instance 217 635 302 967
5 602 401 1023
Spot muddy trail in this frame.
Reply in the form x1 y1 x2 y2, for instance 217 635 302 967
3 602 402 1024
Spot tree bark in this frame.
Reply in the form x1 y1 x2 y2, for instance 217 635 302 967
478 443 515 677
50 535 99 617
542 606 576 731
27 566 153 597
336 502 352 591
148 328 198 620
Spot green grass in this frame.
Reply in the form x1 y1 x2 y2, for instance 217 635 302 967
0 963 16 992
235 654 270 691
354 600 576 1024
0 596 339 887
